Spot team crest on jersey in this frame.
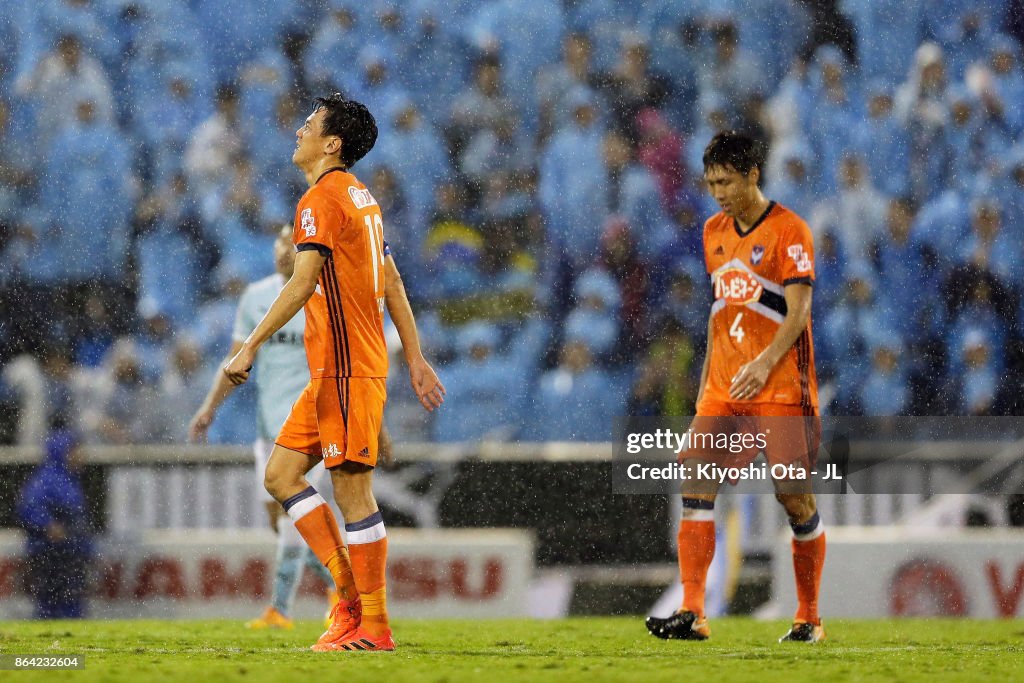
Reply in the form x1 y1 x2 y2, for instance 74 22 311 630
714 267 764 305
301 208 316 237
323 443 342 459
751 245 765 266
348 186 379 209
787 244 813 273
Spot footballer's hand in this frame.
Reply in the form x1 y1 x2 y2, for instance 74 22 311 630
408 356 446 411
188 406 215 443
224 346 256 385
730 355 773 401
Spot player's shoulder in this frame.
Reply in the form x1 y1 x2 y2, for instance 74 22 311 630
305 170 379 214
703 211 730 236
768 202 811 235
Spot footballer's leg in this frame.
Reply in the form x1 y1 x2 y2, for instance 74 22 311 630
769 409 826 643
317 461 394 652
776 491 826 643
270 380 362 642
647 490 717 640
311 377 393 652
648 410 730 641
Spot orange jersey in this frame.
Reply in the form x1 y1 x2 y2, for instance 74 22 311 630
293 168 388 379
701 201 818 408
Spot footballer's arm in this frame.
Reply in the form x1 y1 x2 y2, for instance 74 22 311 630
224 249 326 384
384 254 446 411
729 283 812 400
190 339 244 441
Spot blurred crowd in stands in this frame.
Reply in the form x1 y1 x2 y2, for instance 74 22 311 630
3 0 1024 447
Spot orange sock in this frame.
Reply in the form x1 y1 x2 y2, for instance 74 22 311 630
283 487 357 601
678 498 716 618
346 512 389 636
790 512 826 625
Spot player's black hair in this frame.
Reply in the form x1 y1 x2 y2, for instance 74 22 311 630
702 130 767 179
313 93 378 169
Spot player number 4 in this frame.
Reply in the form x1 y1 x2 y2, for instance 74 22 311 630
730 313 745 343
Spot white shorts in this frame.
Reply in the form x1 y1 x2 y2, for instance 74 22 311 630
254 438 331 504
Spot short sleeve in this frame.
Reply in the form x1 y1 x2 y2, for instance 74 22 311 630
232 287 255 343
293 193 339 257
701 218 713 275
780 219 815 286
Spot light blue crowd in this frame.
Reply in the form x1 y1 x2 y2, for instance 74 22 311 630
2 0 1024 447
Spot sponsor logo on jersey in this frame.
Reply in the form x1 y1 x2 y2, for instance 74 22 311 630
713 245 725 256
323 443 342 459
714 267 764 305
358 447 370 457
348 186 379 209
301 208 316 237
751 244 765 266
787 244 813 273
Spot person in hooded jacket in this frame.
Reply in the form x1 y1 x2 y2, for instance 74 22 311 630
16 427 94 619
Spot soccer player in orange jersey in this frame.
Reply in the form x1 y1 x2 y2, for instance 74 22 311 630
646 131 826 643
224 94 445 652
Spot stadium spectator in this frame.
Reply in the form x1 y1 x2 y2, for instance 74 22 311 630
538 87 606 275
536 32 599 142
811 153 889 263
597 218 650 357
15 33 115 142
859 337 911 417
1 344 89 447
37 99 135 284
595 32 672 137
16 428 94 619
958 198 1017 285
433 322 520 442
91 339 172 444
564 268 621 361
135 173 206 327
807 46 857 195
696 20 763 109
635 108 685 212
764 139 817 217
527 337 621 441
184 83 244 188
897 42 951 201
952 328 1001 415
627 317 696 417
376 97 452 244
601 128 673 261
853 80 912 197
447 53 515 154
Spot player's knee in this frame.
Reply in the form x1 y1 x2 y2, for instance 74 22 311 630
776 493 815 523
264 462 296 501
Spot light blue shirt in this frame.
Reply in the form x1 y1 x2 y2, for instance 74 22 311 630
232 274 309 440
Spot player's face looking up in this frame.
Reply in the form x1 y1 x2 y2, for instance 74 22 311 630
292 108 341 170
704 163 760 219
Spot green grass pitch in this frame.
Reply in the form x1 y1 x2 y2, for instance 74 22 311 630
2 618 1022 682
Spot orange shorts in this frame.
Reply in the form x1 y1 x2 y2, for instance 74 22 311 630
276 377 387 469
679 398 820 473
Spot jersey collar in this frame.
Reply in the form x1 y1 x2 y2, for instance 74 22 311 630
315 166 347 185
733 200 776 238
